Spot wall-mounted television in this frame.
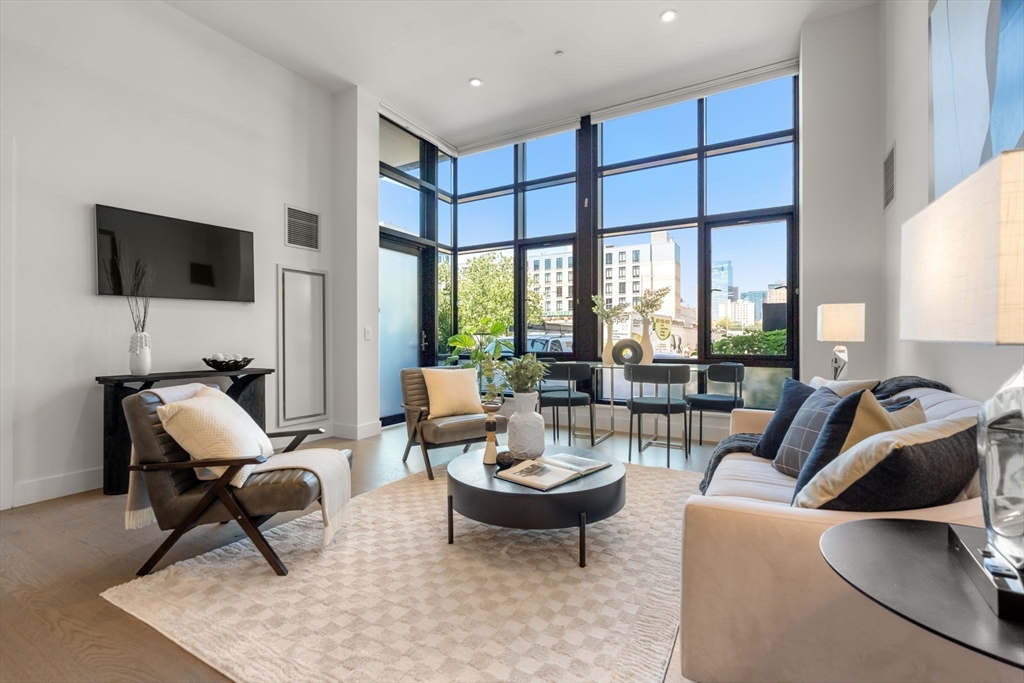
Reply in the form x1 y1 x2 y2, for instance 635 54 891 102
96 205 255 303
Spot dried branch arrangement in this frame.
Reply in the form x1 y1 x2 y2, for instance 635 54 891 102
103 237 154 333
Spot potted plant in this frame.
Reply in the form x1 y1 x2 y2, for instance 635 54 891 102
592 295 630 365
498 354 550 459
633 286 671 365
445 318 512 403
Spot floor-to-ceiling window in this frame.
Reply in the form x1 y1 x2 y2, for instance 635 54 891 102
593 75 798 408
378 117 453 423
441 74 798 411
454 130 577 357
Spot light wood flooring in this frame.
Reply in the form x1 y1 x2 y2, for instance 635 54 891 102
0 424 714 682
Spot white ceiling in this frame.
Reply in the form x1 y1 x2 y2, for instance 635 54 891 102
168 0 873 150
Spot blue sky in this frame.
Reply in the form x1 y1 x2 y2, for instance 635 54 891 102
381 76 794 300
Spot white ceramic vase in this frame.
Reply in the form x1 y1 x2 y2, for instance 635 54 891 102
602 321 615 365
639 319 654 365
129 331 152 376
507 391 546 459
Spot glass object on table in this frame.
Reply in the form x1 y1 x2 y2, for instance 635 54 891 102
979 366 1024 570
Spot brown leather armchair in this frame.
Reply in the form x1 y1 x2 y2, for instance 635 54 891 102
122 392 352 576
399 367 507 480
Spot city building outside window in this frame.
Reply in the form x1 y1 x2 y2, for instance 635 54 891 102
533 260 540 270
556 272 563 283
556 257 563 269
618 266 625 278
633 265 640 277
632 250 640 262
618 251 626 263
544 258 551 269
605 253 612 265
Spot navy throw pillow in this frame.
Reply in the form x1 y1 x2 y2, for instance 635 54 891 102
792 391 926 499
751 378 816 460
793 416 978 511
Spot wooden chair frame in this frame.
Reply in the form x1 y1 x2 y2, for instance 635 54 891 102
130 428 324 577
400 405 479 480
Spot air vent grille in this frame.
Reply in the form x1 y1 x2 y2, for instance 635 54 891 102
286 205 320 251
883 146 895 209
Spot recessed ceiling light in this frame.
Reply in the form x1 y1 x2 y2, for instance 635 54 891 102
554 50 564 57
660 9 677 22
468 78 482 87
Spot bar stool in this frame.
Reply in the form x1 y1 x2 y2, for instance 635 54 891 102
624 363 691 467
538 362 595 447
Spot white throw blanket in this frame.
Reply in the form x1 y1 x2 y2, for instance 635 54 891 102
124 383 350 546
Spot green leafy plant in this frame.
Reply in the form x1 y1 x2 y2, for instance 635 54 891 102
445 319 512 402
712 328 787 355
633 286 672 319
498 354 550 394
591 295 629 324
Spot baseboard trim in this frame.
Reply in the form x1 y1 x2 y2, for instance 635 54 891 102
333 420 382 440
13 467 104 507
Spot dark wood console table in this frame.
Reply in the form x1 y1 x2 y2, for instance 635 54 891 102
95 368 274 495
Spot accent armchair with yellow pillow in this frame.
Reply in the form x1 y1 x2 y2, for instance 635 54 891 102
399 367 508 479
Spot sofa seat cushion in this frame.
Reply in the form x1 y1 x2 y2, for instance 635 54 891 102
419 413 508 444
704 453 797 504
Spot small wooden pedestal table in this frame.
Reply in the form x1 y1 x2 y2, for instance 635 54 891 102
446 447 626 568
820 519 1024 670
95 368 274 495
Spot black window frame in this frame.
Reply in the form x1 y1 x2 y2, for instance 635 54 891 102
449 75 800 392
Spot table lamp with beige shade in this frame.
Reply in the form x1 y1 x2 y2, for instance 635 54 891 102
900 149 1023 619
817 303 865 381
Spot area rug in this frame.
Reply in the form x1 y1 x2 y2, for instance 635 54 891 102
103 462 702 683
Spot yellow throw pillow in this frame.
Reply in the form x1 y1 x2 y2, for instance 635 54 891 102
156 385 273 487
421 368 484 419
808 376 880 397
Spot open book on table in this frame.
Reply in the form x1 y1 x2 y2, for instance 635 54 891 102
495 453 612 491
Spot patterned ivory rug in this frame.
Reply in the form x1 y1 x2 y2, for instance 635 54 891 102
103 462 702 683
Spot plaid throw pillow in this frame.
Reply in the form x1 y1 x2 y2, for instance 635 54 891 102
772 387 843 477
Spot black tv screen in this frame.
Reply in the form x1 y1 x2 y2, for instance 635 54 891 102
96 205 255 303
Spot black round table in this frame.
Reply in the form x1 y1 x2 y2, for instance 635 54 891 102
446 448 626 567
820 519 1024 669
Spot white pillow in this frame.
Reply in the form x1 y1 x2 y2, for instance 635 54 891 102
808 376 880 397
421 368 484 419
156 385 272 487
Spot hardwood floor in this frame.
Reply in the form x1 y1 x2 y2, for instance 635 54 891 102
0 423 714 682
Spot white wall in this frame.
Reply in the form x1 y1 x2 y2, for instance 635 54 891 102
0 0 337 506
332 86 381 440
799 3 887 382
881 0 1023 401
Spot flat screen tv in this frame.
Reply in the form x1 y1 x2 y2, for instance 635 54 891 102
96 205 255 303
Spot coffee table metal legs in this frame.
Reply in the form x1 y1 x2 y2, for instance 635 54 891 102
448 497 589 568
579 512 586 568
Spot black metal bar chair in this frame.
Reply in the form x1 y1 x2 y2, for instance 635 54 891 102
687 362 745 446
624 363 691 467
538 362 595 447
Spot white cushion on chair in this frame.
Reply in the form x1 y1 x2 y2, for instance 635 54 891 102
156 385 273 487
421 368 484 419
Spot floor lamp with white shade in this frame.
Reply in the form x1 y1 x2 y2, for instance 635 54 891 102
900 149 1023 618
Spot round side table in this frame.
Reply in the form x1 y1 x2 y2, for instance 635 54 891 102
820 519 1024 669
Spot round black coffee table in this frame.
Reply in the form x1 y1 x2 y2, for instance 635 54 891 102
446 448 626 567
820 519 1024 669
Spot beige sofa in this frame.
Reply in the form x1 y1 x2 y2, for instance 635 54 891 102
680 387 1021 683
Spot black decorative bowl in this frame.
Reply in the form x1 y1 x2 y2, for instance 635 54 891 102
202 357 254 371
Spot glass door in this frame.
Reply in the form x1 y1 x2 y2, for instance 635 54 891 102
379 243 422 423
